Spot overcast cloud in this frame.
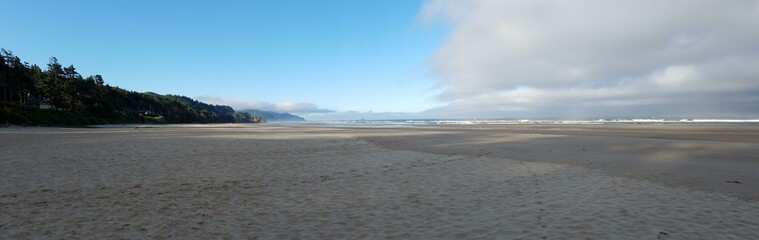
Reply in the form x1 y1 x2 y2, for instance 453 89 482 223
421 0 759 118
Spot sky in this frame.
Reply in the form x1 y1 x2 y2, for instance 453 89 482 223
3 0 759 120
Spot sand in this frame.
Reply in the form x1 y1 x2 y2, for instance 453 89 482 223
359 124 759 201
1 125 758 239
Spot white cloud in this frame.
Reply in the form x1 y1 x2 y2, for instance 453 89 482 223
197 96 428 121
274 102 332 113
196 96 333 114
304 111 423 121
649 65 698 88
422 0 759 118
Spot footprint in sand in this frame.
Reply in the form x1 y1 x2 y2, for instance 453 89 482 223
524 161 550 238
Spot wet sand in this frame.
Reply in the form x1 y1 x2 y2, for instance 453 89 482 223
1 124 758 238
359 124 759 201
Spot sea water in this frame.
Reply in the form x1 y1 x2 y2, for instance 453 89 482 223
305 118 759 129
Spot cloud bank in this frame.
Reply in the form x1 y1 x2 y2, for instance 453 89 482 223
197 96 333 114
422 0 759 118
198 96 424 121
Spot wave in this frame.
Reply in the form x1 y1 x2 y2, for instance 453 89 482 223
311 118 759 128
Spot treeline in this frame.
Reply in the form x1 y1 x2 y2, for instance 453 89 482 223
0 49 262 125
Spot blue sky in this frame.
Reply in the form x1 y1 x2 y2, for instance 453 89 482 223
3 0 447 117
4 1 759 120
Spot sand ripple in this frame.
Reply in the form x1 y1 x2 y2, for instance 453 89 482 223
1 128 758 238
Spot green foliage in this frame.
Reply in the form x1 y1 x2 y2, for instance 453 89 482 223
233 111 265 123
0 48 250 126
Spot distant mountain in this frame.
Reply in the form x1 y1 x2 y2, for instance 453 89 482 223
242 109 306 122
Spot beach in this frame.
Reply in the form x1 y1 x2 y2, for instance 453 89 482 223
1 124 758 238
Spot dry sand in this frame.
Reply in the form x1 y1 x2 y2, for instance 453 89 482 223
1 124 758 239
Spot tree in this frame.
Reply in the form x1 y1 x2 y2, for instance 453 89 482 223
0 49 33 104
0 48 255 125
0 49 10 102
93 74 104 86
63 64 79 79
46 57 63 84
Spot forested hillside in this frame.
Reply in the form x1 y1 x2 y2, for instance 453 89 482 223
0 49 261 125
243 109 306 122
